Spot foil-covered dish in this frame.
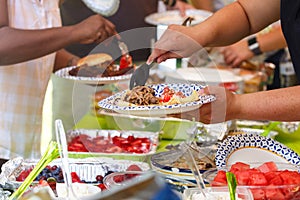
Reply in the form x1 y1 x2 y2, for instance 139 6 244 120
12 157 150 183
1 157 149 199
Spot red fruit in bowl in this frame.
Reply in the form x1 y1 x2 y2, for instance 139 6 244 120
113 174 125 183
126 164 142 172
125 164 142 179
229 162 250 173
211 170 227 186
257 161 278 173
96 175 104 182
71 172 82 183
98 183 107 190
16 169 31 181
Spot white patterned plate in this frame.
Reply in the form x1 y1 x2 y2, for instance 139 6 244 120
145 9 212 26
54 66 132 85
98 83 216 117
216 133 300 169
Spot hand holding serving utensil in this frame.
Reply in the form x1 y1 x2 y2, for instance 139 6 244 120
129 17 195 89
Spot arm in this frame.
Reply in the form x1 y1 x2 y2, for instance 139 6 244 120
180 85 300 124
53 49 80 72
232 86 300 122
222 25 287 67
148 0 280 63
0 0 117 65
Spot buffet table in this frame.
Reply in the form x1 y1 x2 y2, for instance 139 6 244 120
74 112 300 155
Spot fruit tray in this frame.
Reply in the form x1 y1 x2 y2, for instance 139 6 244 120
13 157 150 183
66 129 160 161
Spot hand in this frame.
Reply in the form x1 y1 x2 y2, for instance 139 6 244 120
171 1 195 17
220 39 254 67
169 86 238 124
73 15 118 44
147 25 202 64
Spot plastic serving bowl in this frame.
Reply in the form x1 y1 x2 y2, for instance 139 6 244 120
202 162 300 200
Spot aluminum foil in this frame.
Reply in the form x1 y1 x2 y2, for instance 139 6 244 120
12 158 150 183
0 157 24 186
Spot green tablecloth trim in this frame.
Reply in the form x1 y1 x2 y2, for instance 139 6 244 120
74 113 300 155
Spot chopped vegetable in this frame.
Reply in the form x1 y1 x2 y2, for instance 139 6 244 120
226 172 237 200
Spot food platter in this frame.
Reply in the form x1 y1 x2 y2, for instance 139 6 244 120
145 9 212 26
66 129 159 161
215 133 300 168
54 66 132 85
150 148 216 182
98 83 216 117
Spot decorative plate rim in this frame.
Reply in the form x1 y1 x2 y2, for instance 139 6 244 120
215 133 300 169
54 66 132 85
98 83 216 116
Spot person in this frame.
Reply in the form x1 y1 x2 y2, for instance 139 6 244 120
0 0 118 167
60 0 198 61
147 0 300 124
221 25 286 68
220 25 288 90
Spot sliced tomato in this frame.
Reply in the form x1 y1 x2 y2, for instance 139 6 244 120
162 94 172 102
163 87 170 93
119 55 132 69
257 161 278 173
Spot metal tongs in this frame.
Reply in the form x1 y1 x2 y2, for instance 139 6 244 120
129 16 195 89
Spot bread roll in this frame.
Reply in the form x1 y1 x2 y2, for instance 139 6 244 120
77 53 113 66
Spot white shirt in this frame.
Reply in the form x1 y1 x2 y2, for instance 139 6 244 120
0 0 61 159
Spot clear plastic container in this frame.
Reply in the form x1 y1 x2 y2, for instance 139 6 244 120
183 187 253 200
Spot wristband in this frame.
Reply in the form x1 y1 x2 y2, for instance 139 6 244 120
248 36 262 55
